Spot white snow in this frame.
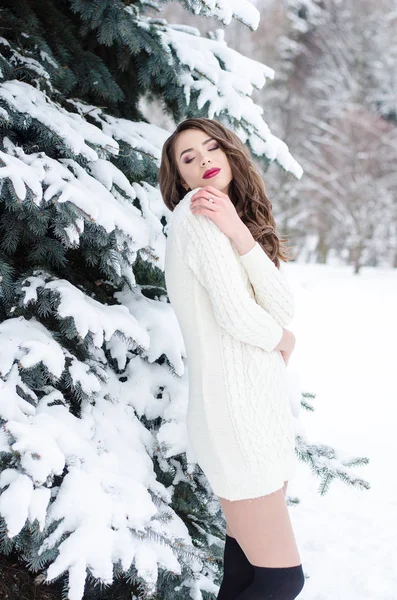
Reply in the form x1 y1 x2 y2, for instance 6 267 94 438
0 317 65 381
0 471 35 537
284 261 397 600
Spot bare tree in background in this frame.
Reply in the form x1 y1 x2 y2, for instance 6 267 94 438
261 0 397 269
302 108 396 270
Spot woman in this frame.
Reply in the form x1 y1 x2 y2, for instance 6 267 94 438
159 117 305 600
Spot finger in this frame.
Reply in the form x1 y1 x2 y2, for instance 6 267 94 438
201 185 225 199
191 189 218 205
190 189 208 203
190 192 218 214
192 206 216 220
191 188 216 200
191 202 217 215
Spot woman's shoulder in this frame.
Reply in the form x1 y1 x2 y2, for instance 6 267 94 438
173 188 200 216
170 187 202 233
170 187 234 264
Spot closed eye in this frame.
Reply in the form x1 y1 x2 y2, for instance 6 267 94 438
184 144 219 164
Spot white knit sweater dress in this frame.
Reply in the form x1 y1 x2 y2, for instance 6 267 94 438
164 187 297 501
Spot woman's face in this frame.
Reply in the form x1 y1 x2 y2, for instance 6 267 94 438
173 128 233 196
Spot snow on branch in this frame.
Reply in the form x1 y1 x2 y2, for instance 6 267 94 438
286 0 327 34
20 272 150 357
0 84 170 270
0 143 160 264
172 0 261 30
0 80 118 160
68 99 171 166
0 316 65 381
0 317 201 600
156 24 303 177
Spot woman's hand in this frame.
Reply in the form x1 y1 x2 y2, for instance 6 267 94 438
277 330 296 366
189 185 243 240
280 349 291 366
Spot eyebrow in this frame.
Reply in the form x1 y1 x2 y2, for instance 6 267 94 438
179 137 214 159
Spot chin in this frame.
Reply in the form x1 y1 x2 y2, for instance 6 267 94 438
202 179 225 189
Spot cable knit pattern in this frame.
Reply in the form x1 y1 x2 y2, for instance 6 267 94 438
164 188 297 501
238 241 295 327
183 206 284 352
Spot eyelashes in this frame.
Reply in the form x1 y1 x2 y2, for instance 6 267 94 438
184 145 219 164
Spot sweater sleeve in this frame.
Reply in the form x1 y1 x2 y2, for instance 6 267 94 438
238 241 295 328
179 209 284 352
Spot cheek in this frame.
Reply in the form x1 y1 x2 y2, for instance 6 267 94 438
180 161 194 172
222 155 233 175
178 163 189 178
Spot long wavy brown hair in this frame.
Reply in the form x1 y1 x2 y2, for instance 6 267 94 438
159 117 296 268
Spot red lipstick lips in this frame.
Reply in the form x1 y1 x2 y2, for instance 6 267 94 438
203 168 221 179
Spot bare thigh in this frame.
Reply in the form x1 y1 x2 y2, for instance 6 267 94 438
219 484 301 568
225 481 288 537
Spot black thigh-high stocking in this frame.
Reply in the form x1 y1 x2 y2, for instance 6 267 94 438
234 563 305 600
216 534 254 599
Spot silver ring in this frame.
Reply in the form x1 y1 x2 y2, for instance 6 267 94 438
208 196 215 203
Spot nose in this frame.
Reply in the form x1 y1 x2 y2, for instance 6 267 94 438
201 155 211 165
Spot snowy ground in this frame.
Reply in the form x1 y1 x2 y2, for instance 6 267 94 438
284 261 397 600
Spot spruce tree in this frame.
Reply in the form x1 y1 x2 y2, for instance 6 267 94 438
0 1 370 598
